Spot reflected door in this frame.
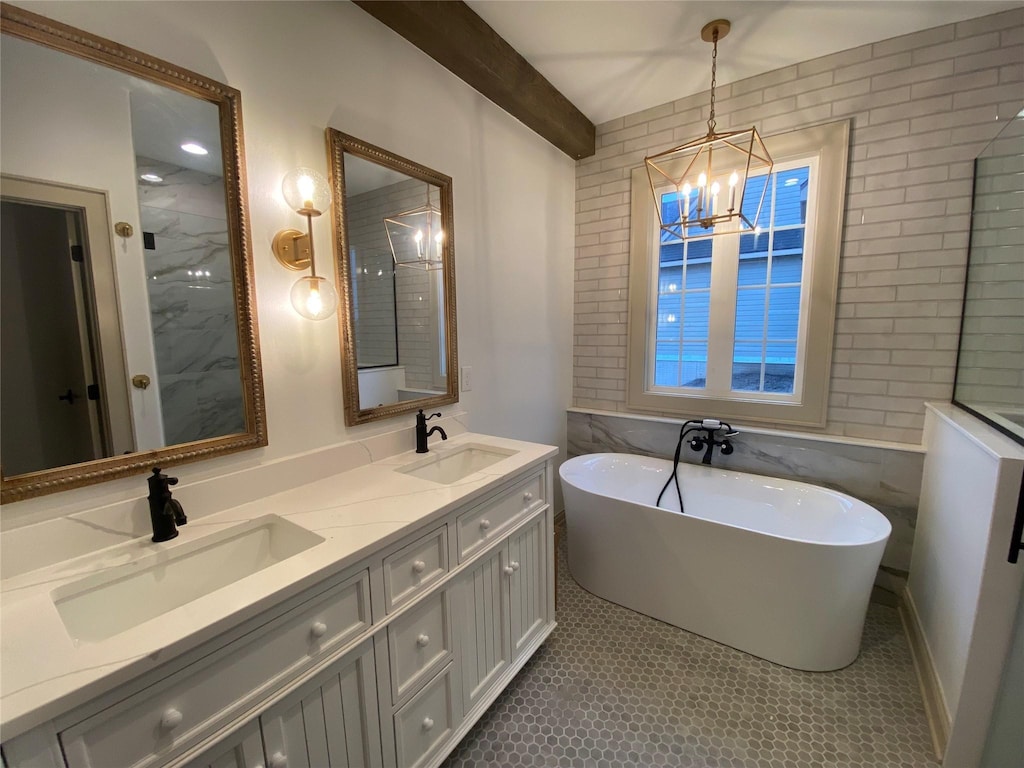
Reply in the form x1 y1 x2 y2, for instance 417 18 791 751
0 201 101 474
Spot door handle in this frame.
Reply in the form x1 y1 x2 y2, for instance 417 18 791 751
57 389 77 405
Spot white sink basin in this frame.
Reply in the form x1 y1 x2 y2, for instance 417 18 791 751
397 444 518 485
52 515 323 643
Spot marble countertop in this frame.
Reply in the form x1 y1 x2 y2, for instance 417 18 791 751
0 432 556 740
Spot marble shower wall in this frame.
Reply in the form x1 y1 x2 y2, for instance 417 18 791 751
136 157 244 445
567 409 925 596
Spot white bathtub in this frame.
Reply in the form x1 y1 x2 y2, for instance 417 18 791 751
559 453 892 671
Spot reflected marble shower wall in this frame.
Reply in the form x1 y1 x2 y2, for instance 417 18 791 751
136 157 244 445
567 409 925 597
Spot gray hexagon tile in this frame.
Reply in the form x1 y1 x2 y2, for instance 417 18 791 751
441 528 938 768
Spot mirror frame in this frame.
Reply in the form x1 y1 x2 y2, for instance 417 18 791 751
327 129 458 426
0 3 267 503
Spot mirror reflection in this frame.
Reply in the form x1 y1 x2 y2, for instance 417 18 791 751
328 131 458 425
0 7 265 501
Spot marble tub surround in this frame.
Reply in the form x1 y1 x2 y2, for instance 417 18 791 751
0 427 556 739
0 412 470 580
567 409 924 594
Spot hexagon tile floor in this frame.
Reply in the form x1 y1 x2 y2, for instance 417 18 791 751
441 532 938 768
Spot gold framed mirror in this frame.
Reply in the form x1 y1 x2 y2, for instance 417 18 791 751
327 130 458 426
0 4 266 503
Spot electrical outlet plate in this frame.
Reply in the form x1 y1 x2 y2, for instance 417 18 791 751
460 366 472 392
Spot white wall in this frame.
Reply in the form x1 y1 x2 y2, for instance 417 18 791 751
1 0 575 525
907 404 1024 767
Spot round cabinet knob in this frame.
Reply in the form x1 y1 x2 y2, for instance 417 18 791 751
422 716 435 731
310 621 328 639
160 708 183 730
412 560 426 574
269 752 288 768
511 560 521 571
504 565 514 575
416 633 430 647
479 519 491 531
523 491 534 502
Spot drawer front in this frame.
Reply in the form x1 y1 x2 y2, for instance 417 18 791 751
393 665 454 768
457 470 545 562
387 590 451 704
383 526 448 613
60 570 371 768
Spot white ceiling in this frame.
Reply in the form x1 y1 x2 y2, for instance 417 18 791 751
466 0 1021 125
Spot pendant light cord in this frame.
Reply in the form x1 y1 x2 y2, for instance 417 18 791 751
707 27 718 135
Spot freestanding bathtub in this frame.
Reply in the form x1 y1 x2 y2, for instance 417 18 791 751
559 453 891 671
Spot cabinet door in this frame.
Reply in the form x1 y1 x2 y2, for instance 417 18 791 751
184 722 264 768
508 516 549 662
260 640 381 768
455 546 510 711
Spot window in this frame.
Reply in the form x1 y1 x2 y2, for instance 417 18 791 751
627 121 850 427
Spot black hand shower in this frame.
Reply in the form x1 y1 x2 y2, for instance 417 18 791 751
656 420 703 513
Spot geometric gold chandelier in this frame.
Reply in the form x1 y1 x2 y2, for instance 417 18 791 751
384 182 445 271
645 20 773 240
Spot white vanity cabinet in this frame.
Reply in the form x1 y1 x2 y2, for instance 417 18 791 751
258 639 381 768
182 723 264 768
1 457 556 768
455 514 549 714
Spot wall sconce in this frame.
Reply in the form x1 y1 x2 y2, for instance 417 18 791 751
272 167 339 320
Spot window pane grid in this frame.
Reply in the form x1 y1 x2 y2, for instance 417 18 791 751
654 228 711 389
731 167 809 395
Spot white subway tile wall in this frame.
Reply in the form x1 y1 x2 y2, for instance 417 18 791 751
573 9 1024 444
346 178 440 391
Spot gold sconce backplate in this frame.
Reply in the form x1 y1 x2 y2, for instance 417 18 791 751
272 228 312 270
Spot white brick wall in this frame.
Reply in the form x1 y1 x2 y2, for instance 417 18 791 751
573 8 1024 444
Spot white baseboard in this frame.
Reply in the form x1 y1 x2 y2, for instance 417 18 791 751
899 587 951 762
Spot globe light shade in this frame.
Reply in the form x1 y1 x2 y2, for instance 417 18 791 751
290 275 338 320
282 167 331 215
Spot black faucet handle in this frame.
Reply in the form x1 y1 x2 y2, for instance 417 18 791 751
148 467 178 495
426 411 441 421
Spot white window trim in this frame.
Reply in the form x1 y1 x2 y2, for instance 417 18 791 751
627 120 850 427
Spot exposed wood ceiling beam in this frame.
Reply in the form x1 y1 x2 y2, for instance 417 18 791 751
353 0 596 160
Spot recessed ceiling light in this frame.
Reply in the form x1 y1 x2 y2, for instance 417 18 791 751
139 173 163 183
181 142 208 155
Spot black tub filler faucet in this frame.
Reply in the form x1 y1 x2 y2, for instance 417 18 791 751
657 418 740 513
688 418 739 465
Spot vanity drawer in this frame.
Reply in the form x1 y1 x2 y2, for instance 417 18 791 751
383 525 448 613
59 569 371 768
387 590 451 705
393 664 454 768
456 470 545 562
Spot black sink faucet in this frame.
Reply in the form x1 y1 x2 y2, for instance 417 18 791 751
148 467 187 542
415 410 448 453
